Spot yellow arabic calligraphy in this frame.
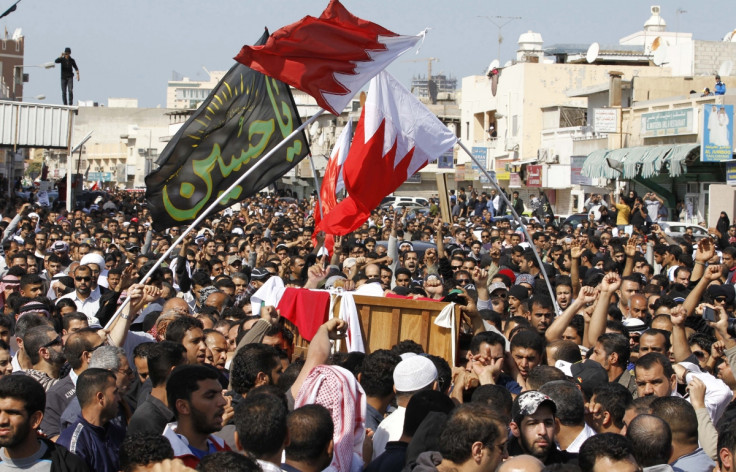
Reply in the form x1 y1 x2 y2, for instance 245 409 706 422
162 76 304 222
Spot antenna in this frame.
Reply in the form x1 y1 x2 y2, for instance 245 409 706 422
586 42 600 64
719 60 733 77
478 15 522 62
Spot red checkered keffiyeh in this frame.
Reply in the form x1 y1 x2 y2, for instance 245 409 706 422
295 365 366 472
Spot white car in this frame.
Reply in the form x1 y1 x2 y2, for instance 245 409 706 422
658 221 710 240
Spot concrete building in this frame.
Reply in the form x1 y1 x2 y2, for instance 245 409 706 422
166 70 227 109
460 4 736 217
47 104 177 189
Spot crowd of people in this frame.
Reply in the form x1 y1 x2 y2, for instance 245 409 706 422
0 185 734 471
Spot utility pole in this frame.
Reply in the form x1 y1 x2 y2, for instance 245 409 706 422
478 15 522 62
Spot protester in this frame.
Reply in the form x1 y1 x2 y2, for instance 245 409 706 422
3 176 736 472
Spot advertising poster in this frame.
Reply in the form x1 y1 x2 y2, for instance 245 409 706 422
702 104 734 162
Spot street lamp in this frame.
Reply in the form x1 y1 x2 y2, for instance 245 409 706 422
15 94 45 101
12 62 54 100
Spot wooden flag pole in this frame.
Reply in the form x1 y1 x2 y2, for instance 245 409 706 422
103 109 326 330
457 140 561 315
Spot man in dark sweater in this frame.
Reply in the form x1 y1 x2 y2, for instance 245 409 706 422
54 47 79 105
126 341 185 437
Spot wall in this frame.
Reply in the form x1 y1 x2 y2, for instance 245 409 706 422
694 41 736 77
632 76 731 103
71 107 176 188
709 184 736 228
461 62 673 167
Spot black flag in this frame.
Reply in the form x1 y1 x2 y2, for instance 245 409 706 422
146 30 310 231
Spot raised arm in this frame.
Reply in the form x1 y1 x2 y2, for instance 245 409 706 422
587 273 621 347
621 236 638 277
290 318 347 399
546 286 597 343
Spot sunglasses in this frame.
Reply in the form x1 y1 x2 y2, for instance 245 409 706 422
42 336 62 349
75 277 92 282
455 279 470 284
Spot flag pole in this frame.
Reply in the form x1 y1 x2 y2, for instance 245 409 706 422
457 140 560 315
103 109 326 330
308 154 325 221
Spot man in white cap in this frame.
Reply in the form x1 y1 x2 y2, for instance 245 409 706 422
371 353 438 459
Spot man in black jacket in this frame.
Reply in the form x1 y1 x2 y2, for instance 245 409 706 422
54 47 80 106
0 374 89 470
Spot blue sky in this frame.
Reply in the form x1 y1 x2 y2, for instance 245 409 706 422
12 0 736 107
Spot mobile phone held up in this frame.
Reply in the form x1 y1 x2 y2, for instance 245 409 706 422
703 306 716 322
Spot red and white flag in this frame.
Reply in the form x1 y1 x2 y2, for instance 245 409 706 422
313 120 352 254
317 71 457 235
234 0 424 115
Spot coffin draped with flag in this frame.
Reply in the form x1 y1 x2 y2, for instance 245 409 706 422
316 71 457 235
145 31 310 231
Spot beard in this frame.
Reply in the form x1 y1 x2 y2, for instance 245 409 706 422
190 405 222 436
47 348 66 366
0 420 30 448
520 431 553 460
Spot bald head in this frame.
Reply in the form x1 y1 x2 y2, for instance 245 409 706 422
497 454 544 472
626 414 672 468
205 291 229 313
364 263 380 279
162 297 190 316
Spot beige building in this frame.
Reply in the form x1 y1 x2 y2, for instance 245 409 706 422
166 71 227 109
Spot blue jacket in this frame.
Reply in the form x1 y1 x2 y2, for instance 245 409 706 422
57 415 126 472
716 81 727 95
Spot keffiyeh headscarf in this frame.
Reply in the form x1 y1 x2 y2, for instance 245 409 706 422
0 275 20 310
295 365 366 472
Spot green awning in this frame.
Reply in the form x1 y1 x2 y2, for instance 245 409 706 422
581 143 700 180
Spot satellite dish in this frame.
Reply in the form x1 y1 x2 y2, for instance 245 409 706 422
723 29 736 42
309 121 321 137
719 60 733 77
503 60 512 68
653 44 669 66
11 28 21 40
651 36 661 51
486 59 500 76
586 42 600 64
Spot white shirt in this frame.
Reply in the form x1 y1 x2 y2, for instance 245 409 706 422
59 287 102 326
257 460 285 472
565 423 596 453
372 406 405 459
680 362 732 424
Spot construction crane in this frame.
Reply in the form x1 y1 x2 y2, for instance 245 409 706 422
403 57 439 83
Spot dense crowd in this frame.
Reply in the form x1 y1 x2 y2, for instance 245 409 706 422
0 185 734 472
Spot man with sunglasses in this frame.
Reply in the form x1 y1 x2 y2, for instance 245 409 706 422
20 325 66 391
59 265 102 327
42 329 104 440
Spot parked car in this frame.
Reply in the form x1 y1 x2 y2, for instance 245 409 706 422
380 196 430 207
561 213 590 230
658 221 710 241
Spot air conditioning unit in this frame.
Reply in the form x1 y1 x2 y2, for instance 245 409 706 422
546 152 559 164
537 148 559 164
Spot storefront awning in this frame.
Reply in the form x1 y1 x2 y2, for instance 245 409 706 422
581 143 700 180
